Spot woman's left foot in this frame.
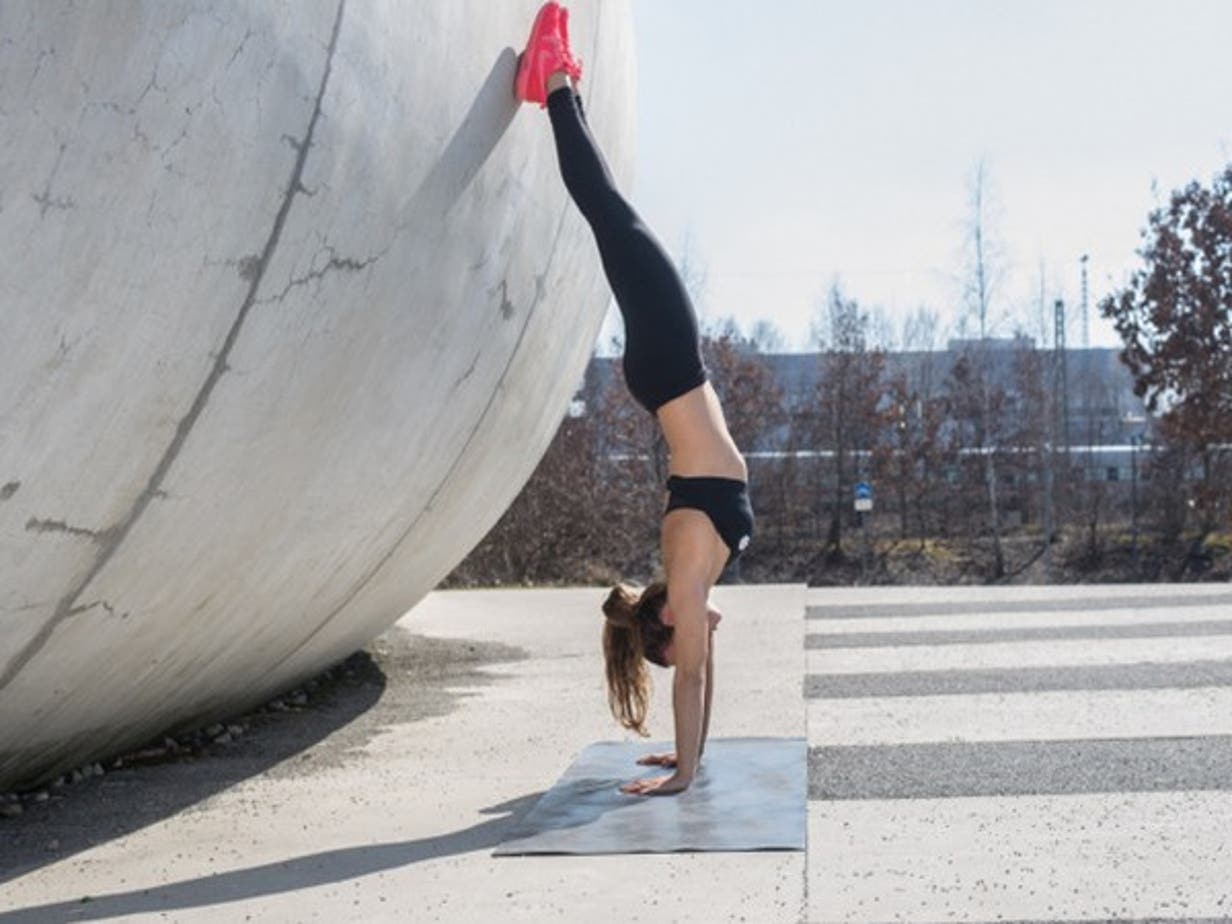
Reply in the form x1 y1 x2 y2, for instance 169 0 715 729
514 2 583 108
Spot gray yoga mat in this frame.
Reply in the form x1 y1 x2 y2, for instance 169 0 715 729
494 736 806 855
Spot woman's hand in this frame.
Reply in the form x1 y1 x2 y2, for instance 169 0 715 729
620 772 692 796
636 752 677 768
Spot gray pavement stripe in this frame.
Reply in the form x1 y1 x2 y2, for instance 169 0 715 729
809 734 1232 800
805 658 1232 698
806 591 1232 620
849 920 1232 924
806 618 1232 649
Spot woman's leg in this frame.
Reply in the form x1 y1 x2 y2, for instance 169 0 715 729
545 79 706 412
545 77 631 232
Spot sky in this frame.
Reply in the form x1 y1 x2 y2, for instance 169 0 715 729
594 0 1232 353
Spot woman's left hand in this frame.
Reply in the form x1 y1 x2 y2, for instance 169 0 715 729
636 752 677 767
620 773 692 796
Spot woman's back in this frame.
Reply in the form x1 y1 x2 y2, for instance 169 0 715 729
657 383 748 479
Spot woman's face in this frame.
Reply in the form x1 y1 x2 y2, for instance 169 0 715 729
658 636 676 668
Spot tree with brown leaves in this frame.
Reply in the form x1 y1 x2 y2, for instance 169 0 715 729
1101 164 1232 535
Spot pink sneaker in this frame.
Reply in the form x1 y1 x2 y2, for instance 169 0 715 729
514 2 582 107
557 6 584 84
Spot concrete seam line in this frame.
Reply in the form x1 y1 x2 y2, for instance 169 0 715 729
0 0 349 696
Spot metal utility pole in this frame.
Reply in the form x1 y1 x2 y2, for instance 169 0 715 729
1130 433 1141 562
1054 298 1069 455
1080 255 1096 485
1124 415 1147 565
1038 270 1055 546
1077 254 1104 559
1080 254 1091 350
1052 297 1070 544
854 481 873 583
1081 251 1093 479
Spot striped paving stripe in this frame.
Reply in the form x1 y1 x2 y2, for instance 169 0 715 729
806 589 1232 619
807 587 1232 922
806 634 1232 674
806 602 1232 635
810 734 1232 799
809 685 1232 745
807 617 1232 648
806 657 1232 697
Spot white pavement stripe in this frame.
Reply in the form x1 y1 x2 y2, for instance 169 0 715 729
809 792 1232 922
808 685 1232 746
807 634 1232 675
807 603 1232 635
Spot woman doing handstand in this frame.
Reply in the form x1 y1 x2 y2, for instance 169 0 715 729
515 3 754 797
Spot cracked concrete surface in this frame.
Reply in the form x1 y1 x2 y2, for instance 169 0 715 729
0 0 351 715
22 519 103 541
0 0 635 789
30 141 75 217
259 243 381 304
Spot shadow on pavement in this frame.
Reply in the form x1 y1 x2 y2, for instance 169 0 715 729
0 791 544 923
0 632 526 891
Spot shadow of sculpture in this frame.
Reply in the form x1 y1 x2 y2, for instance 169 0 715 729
399 47 522 226
1 632 525 890
0 791 544 923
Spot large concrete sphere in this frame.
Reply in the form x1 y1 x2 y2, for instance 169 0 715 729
0 1 634 789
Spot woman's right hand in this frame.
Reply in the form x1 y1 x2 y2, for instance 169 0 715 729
636 752 677 768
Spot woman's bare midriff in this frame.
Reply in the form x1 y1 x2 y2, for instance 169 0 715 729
655 382 748 480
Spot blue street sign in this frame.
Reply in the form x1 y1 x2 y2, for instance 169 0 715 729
855 481 873 500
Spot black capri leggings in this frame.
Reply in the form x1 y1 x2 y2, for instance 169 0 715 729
547 87 707 414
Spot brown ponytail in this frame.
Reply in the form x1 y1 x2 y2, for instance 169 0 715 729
601 581 672 736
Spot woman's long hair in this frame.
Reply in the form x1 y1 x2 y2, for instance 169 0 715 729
601 581 672 736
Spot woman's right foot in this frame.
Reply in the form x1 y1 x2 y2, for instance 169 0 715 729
557 6 584 83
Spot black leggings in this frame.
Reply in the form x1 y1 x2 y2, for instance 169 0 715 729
547 87 707 414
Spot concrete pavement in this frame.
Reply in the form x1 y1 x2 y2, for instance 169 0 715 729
807 583 1232 922
5 581 1232 922
1 585 807 923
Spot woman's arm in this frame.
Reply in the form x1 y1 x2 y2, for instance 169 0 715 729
699 628 714 759
639 605 720 769
621 580 708 796
635 633 715 768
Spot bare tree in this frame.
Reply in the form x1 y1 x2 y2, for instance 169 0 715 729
701 330 785 578
1008 334 1051 537
806 284 887 557
445 404 608 585
702 331 784 460
1031 265 1061 550
749 318 788 354
963 161 1008 578
677 229 709 313
877 306 947 542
